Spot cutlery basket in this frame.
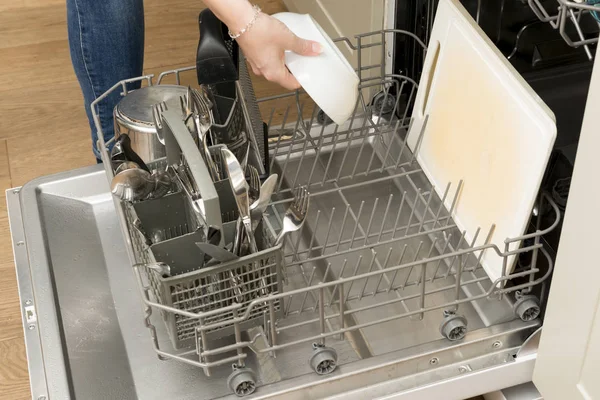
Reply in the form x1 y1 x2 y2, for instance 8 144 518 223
127 197 283 349
96 78 285 350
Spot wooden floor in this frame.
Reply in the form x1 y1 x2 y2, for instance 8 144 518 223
0 1 483 399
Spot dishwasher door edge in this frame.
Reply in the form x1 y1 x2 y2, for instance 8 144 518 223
331 351 537 400
5 167 103 400
7 185 56 400
332 328 543 400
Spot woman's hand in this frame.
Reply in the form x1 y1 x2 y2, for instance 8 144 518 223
235 13 322 90
204 0 322 90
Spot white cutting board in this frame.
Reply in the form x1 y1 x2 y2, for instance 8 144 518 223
407 0 556 284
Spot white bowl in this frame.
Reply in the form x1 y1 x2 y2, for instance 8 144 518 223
272 12 359 125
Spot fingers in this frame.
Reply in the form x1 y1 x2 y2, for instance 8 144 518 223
278 68 301 90
290 36 323 56
249 59 300 90
263 66 300 90
247 59 260 76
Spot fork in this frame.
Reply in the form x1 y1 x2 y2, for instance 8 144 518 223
248 165 261 203
179 87 195 122
151 101 168 145
275 187 310 246
179 92 202 149
192 111 219 181
232 165 261 256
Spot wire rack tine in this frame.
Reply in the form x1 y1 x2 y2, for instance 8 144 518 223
363 198 379 247
277 112 304 192
306 128 326 186
418 189 436 233
377 195 394 242
349 201 366 249
370 247 394 297
404 188 421 237
401 241 424 289
372 122 393 171
329 259 348 303
299 267 317 314
432 233 453 281
321 125 341 186
335 205 351 253
345 255 363 301
358 251 378 301
268 105 291 172
349 117 373 179
443 231 467 280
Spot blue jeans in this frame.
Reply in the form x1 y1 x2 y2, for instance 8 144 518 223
66 0 145 160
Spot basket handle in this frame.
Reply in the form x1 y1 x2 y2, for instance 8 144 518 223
161 109 223 232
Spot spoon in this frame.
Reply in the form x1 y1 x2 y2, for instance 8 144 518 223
114 161 140 174
110 168 155 202
149 170 174 199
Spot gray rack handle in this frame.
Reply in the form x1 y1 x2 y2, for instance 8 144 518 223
161 109 223 232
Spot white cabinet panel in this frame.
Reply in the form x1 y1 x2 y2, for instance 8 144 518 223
533 51 600 400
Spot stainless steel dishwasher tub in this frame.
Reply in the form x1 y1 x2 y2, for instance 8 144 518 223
7 157 544 399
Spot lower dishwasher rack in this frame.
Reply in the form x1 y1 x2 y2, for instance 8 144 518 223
9 33 560 400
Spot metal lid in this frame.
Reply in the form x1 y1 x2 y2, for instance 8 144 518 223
114 85 187 133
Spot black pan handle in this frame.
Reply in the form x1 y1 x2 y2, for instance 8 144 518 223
112 134 150 173
196 9 239 86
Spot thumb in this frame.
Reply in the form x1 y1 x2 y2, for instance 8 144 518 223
290 35 323 56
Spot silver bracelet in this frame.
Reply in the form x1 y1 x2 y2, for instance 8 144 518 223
228 4 262 39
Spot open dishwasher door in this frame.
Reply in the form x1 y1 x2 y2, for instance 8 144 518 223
532 47 600 400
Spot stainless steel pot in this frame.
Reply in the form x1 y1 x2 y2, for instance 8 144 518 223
113 85 188 164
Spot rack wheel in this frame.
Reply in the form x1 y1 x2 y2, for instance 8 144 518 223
439 311 468 341
513 294 541 322
370 91 397 117
227 365 257 397
309 343 338 375
317 110 333 126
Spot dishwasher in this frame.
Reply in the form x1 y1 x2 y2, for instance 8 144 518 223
7 0 600 399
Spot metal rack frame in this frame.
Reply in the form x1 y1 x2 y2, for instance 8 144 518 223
91 29 560 396
528 0 600 60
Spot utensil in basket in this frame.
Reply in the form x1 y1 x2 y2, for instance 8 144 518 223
196 242 239 263
233 165 260 255
240 142 251 172
170 163 206 225
248 165 261 202
146 262 171 278
179 87 195 121
222 148 259 253
201 226 222 265
110 168 155 202
148 170 174 199
275 186 310 246
150 101 168 145
196 233 246 303
132 218 152 246
114 161 140 175
184 92 219 182
191 86 213 119
250 173 278 230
